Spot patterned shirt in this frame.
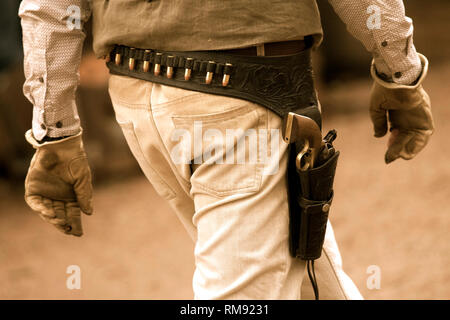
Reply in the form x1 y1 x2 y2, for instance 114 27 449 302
19 0 422 140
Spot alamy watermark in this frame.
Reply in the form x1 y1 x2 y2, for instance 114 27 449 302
366 5 381 30
66 265 81 290
170 121 280 175
366 265 381 290
66 5 81 30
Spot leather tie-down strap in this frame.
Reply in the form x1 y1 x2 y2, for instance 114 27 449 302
106 45 321 128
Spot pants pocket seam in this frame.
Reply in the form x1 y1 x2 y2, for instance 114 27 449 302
187 106 266 198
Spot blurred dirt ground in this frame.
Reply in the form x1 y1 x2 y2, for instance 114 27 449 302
1 61 449 300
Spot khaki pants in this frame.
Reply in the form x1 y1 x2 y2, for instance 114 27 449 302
108 74 363 300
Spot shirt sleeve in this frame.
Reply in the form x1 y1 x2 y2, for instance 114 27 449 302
327 0 423 85
19 0 92 140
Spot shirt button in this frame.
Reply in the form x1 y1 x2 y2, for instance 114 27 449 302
39 77 44 83
394 72 402 78
381 41 388 47
56 121 63 128
41 123 46 130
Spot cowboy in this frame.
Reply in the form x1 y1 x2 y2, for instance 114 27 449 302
19 0 433 299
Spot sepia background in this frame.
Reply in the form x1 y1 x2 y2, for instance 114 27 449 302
0 0 449 299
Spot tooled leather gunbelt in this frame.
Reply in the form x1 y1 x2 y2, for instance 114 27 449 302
105 40 321 127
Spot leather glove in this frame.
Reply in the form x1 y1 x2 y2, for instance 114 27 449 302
24 129 93 236
370 53 434 164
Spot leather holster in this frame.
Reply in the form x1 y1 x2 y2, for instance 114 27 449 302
287 142 339 260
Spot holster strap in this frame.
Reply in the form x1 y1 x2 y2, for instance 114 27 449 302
298 192 334 215
296 192 334 260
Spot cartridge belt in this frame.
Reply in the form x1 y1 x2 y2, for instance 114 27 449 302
105 44 321 127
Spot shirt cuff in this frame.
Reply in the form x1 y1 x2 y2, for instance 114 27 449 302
32 101 81 140
371 53 428 90
373 53 422 85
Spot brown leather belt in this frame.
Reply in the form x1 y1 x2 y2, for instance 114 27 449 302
219 40 307 57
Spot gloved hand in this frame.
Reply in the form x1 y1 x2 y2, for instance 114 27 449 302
24 129 93 236
370 53 434 164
